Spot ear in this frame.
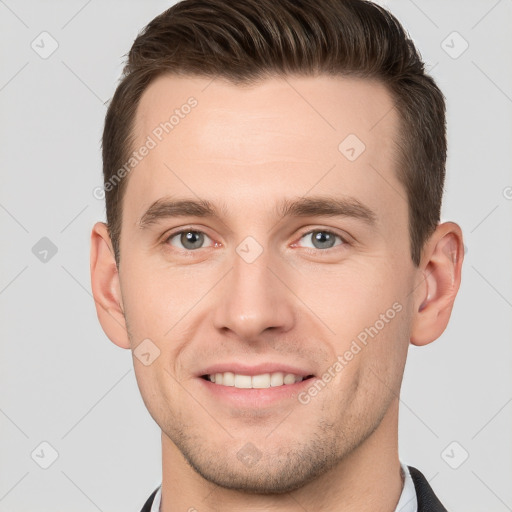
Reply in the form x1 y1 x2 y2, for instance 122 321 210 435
410 221 464 346
90 221 131 349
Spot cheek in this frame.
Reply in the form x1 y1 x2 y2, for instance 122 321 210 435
120 262 201 382
321 308 411 429
131 362 164 425
120 260 181 337
354 300 412 397
295 260 412 406
293 259 408 341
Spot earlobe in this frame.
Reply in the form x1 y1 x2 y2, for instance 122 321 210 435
410 222 464 346
90 222 131 350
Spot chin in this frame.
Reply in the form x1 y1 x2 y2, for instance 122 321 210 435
172 426 346 495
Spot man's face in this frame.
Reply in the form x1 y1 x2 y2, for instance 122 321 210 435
117 74 418 493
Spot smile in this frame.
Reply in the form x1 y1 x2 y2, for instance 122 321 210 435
202 372 314 389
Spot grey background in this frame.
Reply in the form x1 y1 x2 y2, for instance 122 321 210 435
0 0 511 510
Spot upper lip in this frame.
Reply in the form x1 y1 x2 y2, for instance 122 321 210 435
197 362 315 378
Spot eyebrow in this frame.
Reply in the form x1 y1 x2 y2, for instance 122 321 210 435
137 195 377 229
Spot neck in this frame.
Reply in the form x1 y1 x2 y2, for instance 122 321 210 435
159 399 402 512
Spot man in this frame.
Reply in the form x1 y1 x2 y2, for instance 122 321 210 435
90 0 463 510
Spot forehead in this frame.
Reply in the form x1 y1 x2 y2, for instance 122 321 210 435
123 73 403 227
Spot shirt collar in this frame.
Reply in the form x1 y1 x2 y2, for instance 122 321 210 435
395 462 418 512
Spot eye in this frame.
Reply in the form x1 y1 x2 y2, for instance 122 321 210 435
163 228 347 253
165 229 213 251
296 229 346 251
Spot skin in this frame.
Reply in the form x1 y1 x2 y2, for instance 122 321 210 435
90 74 463 511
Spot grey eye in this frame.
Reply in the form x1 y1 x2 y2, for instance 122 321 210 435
168 230 211 250
300 230 343 250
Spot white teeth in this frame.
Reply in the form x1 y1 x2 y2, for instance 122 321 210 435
234 374 252 388
221 371 234 386
283 373 296 385
206 371 305 388
252 373 271 389
270 372 284 387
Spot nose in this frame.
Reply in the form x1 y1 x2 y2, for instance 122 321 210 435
212 245 296 341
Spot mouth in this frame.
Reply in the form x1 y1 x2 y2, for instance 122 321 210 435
195 363 317 407
200 372 315 389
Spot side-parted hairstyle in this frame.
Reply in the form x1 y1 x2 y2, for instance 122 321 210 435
102 0 446 268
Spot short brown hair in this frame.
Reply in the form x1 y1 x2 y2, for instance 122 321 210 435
102 0 446 267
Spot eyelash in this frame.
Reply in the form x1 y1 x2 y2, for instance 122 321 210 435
162 227 348 255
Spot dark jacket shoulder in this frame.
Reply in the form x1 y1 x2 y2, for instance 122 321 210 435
140 486 159 512
408 465 448 512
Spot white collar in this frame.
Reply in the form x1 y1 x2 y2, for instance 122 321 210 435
150 461 417 512
150 483 161 512
395 463 418 512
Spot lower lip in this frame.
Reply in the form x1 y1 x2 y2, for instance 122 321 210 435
197 377 316 408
